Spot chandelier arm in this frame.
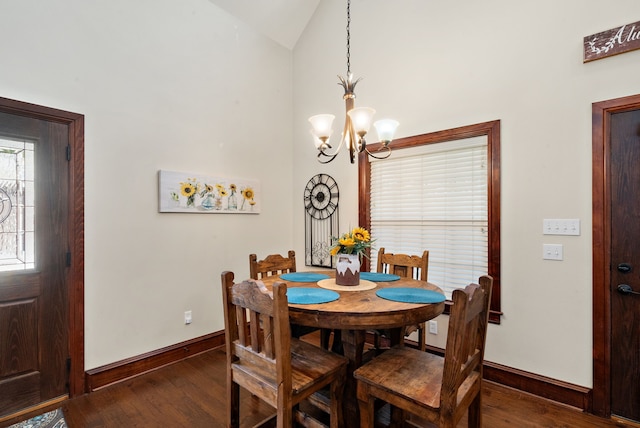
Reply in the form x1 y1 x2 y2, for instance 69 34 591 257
317 150 340 164
317 132 347 160
364 145 392 160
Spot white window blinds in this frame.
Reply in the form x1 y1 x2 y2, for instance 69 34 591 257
369 136 488 298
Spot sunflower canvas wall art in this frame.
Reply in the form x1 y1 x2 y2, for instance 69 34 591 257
158 170 260 214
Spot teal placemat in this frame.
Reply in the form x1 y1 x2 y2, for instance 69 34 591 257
287 288 339 304
376 287 445 303
360 272 401 282
280 272 330 282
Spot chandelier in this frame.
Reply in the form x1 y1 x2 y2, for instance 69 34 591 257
308 0 399 164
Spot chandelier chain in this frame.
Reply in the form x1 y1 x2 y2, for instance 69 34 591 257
346 0 351 75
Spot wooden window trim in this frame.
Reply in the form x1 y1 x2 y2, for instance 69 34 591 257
359 120 502 323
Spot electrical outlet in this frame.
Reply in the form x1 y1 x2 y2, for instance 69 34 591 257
184 310 192 325
428 320 438 335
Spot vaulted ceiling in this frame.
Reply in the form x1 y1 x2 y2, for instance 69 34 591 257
207 0 321 50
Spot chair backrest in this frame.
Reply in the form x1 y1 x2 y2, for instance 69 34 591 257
441 275 493 413
221 271 292 398
377 247 429 281
249 250 296 280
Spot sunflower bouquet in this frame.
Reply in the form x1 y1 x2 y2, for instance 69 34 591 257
330 227 373 257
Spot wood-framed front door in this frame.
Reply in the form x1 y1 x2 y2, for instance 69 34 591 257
0 97 84 417
593 93 640 423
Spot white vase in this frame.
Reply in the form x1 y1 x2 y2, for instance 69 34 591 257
335 253 360 286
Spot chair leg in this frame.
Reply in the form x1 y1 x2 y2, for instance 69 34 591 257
390 405 406 427
356 383 375 428
330 370 346 428
331 330 343 354
228 380 240 428
277 395 293 428
468 391 482 428
440 418 456 428
373 330 382 350
320 328 331 350
418 322 426 352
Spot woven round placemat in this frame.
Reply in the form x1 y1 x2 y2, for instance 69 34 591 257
317 278 377 291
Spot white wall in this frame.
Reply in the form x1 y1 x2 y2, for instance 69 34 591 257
293 0 640 388
0 0 295 369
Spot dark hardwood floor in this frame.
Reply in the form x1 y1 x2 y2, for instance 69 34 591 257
0 344 628 428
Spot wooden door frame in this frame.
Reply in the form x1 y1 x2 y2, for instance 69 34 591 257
592 93 640 417
0 96 85 398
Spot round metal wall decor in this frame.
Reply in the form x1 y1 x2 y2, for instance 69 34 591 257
304 174 339 268
304 173 339 220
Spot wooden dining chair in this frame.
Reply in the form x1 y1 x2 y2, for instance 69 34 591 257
249 250 297 280
354 275 493 428
375 247 430 351
249 251 332 349
222 271 348 428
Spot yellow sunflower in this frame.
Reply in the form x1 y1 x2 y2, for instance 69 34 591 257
352 227 370 242
180 182 195 197
242 187 255 200
339 236 356 247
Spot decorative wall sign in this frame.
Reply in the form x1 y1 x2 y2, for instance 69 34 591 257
584 20 640 62
304 174 339 268
158 170 260 213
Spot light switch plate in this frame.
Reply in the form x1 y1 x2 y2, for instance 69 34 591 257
543 219 580 236
543 244 563 260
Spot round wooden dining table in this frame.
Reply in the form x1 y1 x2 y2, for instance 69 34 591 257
258 270 445 425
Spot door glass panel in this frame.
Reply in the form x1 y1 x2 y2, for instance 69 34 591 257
0 137 34 271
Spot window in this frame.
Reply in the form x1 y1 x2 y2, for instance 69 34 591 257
359 120 501 322
0 137 34 271
369 136 488 298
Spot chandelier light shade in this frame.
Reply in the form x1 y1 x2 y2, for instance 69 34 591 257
374 119 400 146
308 114 335 143
347 107 375 136
309 0 399 164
